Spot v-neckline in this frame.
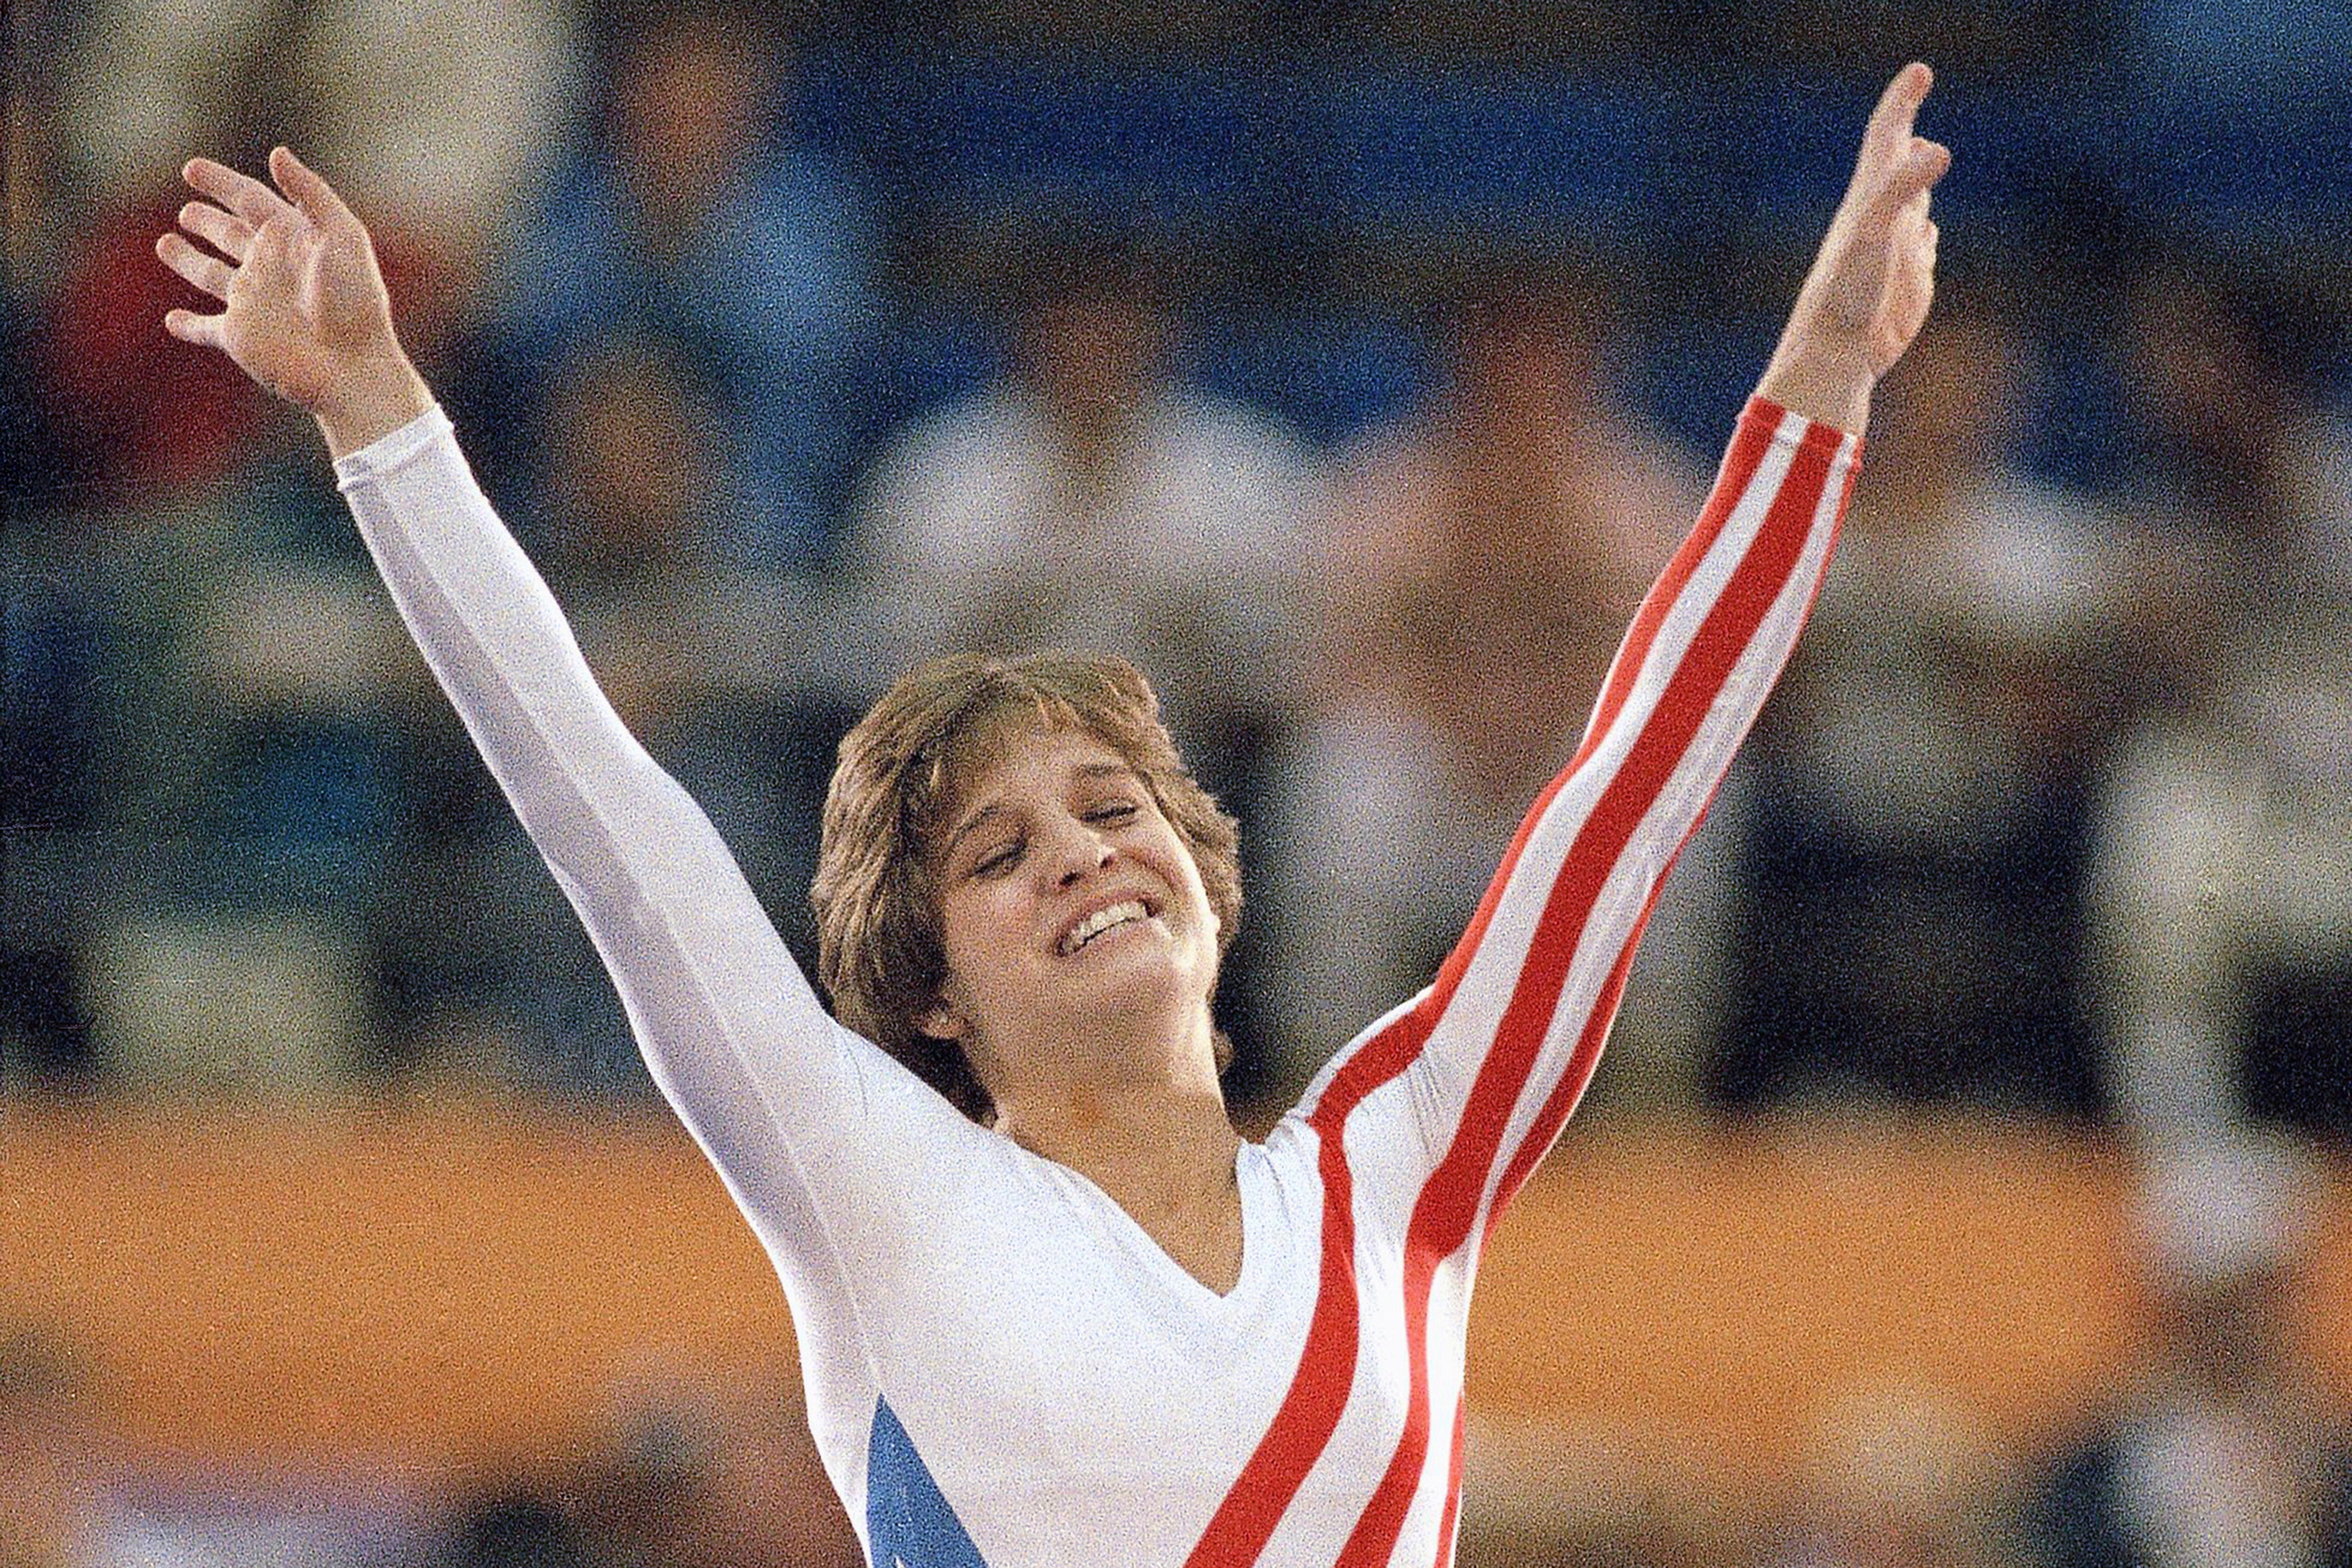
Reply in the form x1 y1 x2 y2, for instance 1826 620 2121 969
1050 1142 1265 1307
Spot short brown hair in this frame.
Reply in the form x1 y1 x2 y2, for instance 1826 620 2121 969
811 651 1242 1120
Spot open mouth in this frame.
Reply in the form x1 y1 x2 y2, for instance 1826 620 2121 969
1057 898 1156 957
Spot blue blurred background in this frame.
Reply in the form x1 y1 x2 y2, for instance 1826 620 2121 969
5 0 2352 1563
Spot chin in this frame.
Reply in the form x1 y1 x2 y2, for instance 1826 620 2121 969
1064 951 1212 1024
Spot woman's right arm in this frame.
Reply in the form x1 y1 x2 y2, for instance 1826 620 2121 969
330 404 853 1166
154 150 913 1222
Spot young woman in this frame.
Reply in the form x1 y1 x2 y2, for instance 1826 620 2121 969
157 63 1948 1566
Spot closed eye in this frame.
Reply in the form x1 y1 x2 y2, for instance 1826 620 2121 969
973 839 1025 877
1083 801 1140 825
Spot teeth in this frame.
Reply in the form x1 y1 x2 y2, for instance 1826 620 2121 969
1061 900 1147 955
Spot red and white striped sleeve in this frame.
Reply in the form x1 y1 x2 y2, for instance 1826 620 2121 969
1300 394 1860 1227
1182 399 1858 1568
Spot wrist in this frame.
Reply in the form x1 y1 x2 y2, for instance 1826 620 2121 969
1755 332 1877 436
312 353 436 461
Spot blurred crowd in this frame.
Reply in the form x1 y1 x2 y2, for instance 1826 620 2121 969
5 0 2352 1561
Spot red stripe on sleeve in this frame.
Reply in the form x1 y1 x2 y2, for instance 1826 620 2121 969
1430 405 1836 1253
1569 405 1780 773
1487 430 1857 1225
1335 412 1845 1566
1486 862 1666 1229
1412 401 1782 1049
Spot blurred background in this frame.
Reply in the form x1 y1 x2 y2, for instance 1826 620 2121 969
5 0 2352 1562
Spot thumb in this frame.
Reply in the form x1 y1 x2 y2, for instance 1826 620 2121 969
270 146 359 231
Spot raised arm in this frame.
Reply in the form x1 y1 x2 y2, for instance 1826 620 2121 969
1755 62 1949 433
154 150 951 1253
1297 65 1950 1221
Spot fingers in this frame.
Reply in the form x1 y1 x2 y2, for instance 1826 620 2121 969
1855 62 1945 196
1871 136 1949 212
1866 62 1935 152
183 156 296 229
155 230 234 302
163 307 224 349
1906 136 1953 194
1857 131 1950 228
1833 65 1947 234
269 146 358 231
178 200 254 263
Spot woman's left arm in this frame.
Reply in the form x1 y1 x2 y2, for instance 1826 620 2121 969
1295 64 1948 1229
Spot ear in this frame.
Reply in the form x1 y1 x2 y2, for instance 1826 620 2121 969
919 995 970 1043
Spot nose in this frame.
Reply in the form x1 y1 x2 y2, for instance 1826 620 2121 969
1047 813 1116 887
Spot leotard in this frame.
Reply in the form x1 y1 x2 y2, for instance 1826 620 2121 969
334 395 1858 1566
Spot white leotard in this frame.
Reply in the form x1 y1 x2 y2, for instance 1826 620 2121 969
335 396 1858 1567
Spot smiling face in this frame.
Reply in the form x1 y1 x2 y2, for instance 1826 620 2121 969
811 651 1243 1122
923 725 1222 1098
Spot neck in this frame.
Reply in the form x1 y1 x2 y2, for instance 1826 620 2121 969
995 1072 1240 1217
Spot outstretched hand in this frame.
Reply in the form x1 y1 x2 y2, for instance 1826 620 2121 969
1757 63 1951 433
157 148 431 458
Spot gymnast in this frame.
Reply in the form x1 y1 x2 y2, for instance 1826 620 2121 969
158 62 1947 1565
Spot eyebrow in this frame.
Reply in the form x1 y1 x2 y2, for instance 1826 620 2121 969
941 761 1139 860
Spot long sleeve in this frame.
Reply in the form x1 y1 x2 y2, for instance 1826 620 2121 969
1294 397 1861 1233
1182 398 1862 1568
331 409 970 1447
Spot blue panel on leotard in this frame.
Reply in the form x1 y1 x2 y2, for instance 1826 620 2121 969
866 1397 989 1568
